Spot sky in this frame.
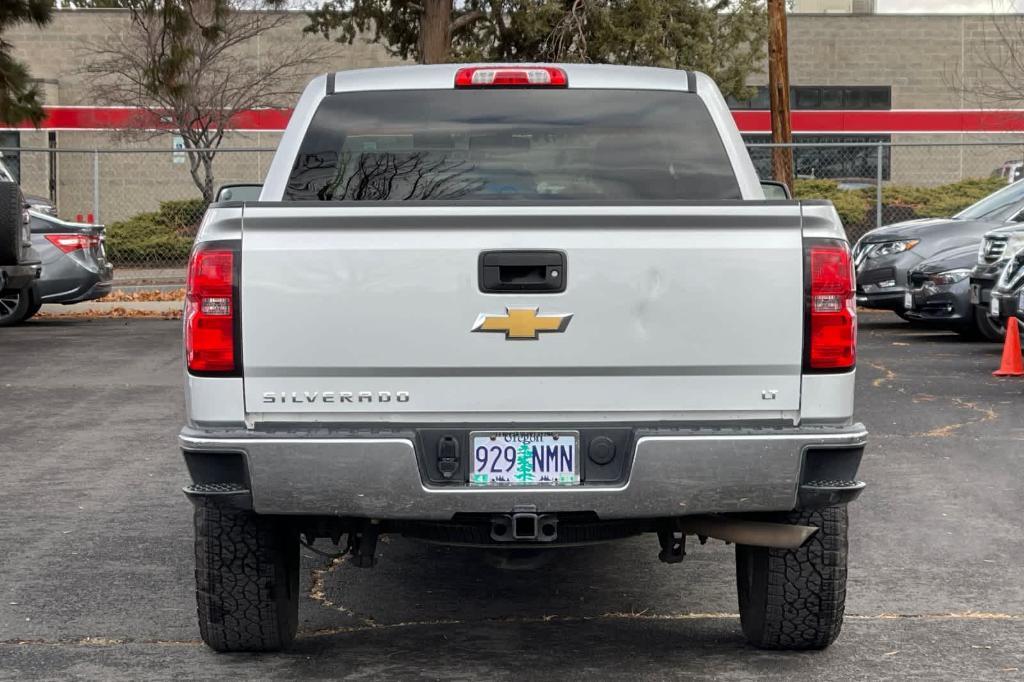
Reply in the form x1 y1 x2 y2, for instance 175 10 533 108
876 0 1023 11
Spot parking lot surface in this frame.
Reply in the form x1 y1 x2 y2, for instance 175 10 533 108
1 312 1023 680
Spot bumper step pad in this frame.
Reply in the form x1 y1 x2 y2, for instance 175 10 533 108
798 480 866 508
183 482 253 510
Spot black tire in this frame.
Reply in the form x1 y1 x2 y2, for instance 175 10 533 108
0 181 24 266
0 287 31 326
895 311 929 327
974 305 1006 343
194 501 299 652
23 297 41 321
736 506 848 650
953 319 984 340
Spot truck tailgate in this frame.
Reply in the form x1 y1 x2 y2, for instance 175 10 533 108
240 204 805 422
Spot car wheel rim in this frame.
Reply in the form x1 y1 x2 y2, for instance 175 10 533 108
0 291 20 319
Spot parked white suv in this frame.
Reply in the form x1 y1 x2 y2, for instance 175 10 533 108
180 64 866 653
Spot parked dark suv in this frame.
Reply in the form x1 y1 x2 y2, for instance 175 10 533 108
988 246 1024 326
970 224 1024 340
0 181 41 326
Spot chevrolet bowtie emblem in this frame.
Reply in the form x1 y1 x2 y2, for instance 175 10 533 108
471 307 573 340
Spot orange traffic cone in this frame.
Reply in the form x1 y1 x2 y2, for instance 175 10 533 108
993 319 1024 377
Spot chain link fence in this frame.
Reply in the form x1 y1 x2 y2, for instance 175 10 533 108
748 141 1024 243
6 146 273 284
5 141 1024 282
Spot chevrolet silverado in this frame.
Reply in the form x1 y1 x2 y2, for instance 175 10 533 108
180 64 867 652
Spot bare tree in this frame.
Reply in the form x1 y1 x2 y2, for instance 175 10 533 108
948 4 1024 112
82 2 324 201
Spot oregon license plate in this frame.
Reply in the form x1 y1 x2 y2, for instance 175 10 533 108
904 291 914 310
469 431 579 486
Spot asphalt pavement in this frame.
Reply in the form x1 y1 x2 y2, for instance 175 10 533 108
1 312 1022 680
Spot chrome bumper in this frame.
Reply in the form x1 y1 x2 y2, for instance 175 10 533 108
179 424 868 520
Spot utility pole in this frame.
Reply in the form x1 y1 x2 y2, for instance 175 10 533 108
767 0 794 191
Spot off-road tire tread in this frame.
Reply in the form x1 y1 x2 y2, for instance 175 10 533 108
194 501 298 652
737 506 848 650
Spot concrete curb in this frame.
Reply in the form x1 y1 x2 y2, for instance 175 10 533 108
39 301 184 317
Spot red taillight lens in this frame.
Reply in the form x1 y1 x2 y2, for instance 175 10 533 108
45 233 99 253
186 246 235 373
806 242 856 371
454 66 568 88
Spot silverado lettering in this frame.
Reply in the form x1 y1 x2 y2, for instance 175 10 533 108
261 391 410 404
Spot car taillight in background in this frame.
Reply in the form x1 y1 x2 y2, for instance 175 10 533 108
45 233 100 253
454 66 568 88
186 244 237 373
805 240 857 372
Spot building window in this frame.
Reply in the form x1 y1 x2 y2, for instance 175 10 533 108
842 86 890 110
727 85 891 110
794 87 821 110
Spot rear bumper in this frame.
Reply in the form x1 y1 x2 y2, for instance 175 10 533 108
52 279 112 305
179 424 868 520
0 263 41 291
37 259 113 304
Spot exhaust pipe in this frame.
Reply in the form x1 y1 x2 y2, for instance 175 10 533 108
676 515 818 549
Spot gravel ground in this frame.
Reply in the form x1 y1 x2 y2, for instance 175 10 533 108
0 311 1022 680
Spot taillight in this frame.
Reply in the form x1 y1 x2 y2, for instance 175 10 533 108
45 233 99 253
805 240 856 372
454 66 568 88
186 244 237 373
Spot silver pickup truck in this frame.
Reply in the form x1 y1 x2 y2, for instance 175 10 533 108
180 64 866 653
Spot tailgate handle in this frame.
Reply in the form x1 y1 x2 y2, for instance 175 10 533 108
479 251 566 293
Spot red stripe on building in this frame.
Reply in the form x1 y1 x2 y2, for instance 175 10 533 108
734 109 1024 134
7 106 1024 134
5 106 294 131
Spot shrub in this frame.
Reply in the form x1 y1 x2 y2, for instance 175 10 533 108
793 179 870 228
879 177 1005 218
157 198 208 234
104 198 207 267
793 176 1009 241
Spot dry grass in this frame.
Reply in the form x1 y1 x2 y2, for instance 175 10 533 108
36 307 181 320
103 288 185 302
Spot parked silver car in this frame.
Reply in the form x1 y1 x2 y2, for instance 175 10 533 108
19 211 112 320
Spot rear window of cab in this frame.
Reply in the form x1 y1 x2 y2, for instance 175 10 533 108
284 89 741 202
